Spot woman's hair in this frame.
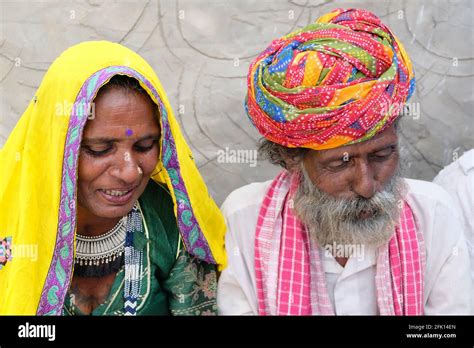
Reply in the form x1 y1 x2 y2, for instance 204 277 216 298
95 74 158 117
98 74 149 96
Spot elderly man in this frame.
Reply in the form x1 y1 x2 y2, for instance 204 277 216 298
217 8 471 315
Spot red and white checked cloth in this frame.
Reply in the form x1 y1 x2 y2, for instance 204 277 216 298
254 170 426 315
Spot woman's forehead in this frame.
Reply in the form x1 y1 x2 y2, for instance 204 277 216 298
83 87 159 138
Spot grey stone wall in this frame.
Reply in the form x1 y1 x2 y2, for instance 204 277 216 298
1 0 472 204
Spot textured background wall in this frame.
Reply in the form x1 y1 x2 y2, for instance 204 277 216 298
0 0 473 204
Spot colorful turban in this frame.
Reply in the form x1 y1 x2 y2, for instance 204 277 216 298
245 8 415 150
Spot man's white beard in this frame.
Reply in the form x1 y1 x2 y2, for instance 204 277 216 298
293 164 407 251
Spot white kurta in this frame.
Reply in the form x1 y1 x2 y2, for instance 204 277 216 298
217 178 472 315
434 149 474 314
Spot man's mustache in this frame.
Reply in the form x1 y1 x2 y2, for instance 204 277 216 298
337 191 397 222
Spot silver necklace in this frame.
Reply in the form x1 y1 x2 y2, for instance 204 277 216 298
75 216 126 267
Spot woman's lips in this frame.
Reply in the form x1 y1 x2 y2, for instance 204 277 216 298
98 187 135 204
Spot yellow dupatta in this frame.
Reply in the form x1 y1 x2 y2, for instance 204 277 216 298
0 41 227 315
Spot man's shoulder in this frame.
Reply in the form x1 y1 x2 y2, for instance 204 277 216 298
221 180 273 217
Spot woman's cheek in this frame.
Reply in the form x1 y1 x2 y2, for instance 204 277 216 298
142 148 160 176
78 153 110 187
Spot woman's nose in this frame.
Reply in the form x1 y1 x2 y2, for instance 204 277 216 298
109 152 141 185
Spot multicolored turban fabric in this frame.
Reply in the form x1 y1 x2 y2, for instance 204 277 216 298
245 8 415 150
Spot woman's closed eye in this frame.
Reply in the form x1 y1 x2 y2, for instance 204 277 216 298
134 139 157 152
82 144 112 157
81 138 158 157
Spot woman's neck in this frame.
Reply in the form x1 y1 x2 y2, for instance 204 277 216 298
76 205 122 237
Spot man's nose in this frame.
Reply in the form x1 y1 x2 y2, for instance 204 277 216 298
351 160 377 199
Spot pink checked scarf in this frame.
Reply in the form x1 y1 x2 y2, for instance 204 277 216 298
254 171 426 315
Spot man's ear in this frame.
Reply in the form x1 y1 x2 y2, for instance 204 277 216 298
281 149 306 172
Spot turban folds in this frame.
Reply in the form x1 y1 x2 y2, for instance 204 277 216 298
245 8 415 150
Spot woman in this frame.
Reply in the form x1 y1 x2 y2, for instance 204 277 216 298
0 41 226 315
